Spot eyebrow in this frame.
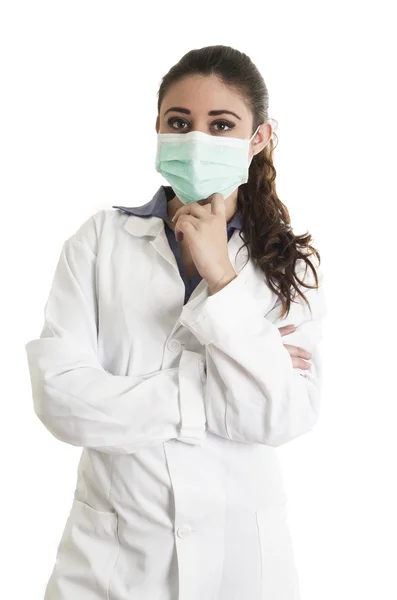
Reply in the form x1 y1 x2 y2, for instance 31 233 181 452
163 106 241 120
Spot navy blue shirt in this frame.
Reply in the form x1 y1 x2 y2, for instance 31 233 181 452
113 185 243 304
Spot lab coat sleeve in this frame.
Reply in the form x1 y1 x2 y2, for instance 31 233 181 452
178 259 328 447
25 234 206 454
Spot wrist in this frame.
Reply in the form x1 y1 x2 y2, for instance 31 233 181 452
207 267 237 295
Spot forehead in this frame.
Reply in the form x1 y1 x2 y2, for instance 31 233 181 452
161 74 250 118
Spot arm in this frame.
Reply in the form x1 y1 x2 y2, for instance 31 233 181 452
25 226 206 454
178 258 328 447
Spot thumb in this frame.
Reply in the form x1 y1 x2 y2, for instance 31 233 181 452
210 193 226 218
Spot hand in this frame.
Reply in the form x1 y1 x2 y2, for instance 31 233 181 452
278 324 312 373
172 193 236 288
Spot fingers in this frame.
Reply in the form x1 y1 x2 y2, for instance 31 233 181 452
210 193 226 218
283 343 312 371
278 324 296 336
283 343 312 359
278 326 313 372
174 213 201 242
172 201 212 223
172 193 224 224
291 356 312 371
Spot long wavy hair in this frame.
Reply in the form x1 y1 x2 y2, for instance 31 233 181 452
157 44 321 319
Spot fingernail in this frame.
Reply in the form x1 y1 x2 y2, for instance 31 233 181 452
305 351 312 358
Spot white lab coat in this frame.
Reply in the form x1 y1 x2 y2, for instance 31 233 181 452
25 207 327 600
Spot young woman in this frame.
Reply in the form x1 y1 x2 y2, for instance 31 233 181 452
25 45 327 600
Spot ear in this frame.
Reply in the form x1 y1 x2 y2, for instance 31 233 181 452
252 122 273 155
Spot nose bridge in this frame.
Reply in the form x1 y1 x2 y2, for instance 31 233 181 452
181 121 212 136
183 113 219 135
190 121 212 135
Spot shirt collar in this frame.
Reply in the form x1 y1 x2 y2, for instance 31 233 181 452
112 185 243 231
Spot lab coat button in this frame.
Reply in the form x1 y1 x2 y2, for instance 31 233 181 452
167 339 181 352
177 525 192 538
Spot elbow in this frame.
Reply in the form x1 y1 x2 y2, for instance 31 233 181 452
262 406 320 447
262 422 318 447
34 408 83 447
261 376 322 447
224 402 320 447
32 386 83 448
35 410 83 448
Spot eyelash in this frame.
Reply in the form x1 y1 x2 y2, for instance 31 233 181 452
167 117 235 133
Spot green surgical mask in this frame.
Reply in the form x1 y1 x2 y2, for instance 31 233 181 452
155 125 261 205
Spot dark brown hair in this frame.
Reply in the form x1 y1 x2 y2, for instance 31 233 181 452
157 44 321 319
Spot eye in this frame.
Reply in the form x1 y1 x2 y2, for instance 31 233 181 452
168 117 189 130
212 120 235 133
167 117 236 134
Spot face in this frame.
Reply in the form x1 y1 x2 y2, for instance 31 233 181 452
156 74 273 218
156 74 272 164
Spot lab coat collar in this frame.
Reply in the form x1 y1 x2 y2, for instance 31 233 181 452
112 185 243 239
112 185 250 301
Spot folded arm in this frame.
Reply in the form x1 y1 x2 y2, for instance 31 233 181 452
25 228 206 454
179 260 328 447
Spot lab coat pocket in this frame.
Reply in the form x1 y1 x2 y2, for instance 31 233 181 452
45 498 120 600
255 502 301 600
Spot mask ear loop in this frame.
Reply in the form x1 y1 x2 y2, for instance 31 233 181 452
249 124 261 142
248 118 277 165
250 118 277 142
248 124 261 165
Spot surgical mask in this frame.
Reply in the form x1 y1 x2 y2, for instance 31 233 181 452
154 125 261 205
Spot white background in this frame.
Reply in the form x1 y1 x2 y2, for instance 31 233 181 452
1 1 396 598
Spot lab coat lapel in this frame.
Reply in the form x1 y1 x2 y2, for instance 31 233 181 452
122 214 250 294
123 214 182 275
122 214 254 339
122 213 277 317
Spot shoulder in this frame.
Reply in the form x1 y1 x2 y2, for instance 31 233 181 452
65 208 128 255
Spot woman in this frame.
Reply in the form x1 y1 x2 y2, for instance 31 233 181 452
25 45 327 600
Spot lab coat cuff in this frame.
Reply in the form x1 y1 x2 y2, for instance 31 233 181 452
177 350 207 445
179 271 265 346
